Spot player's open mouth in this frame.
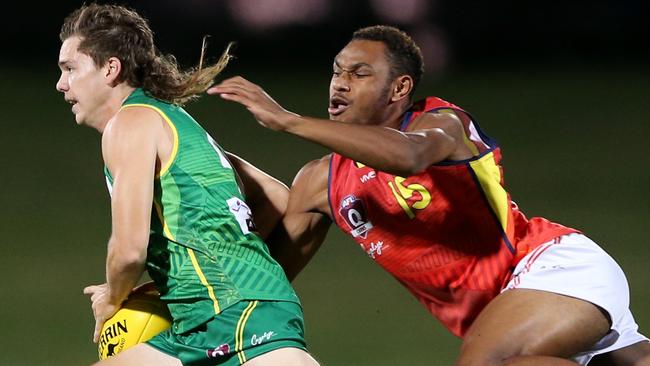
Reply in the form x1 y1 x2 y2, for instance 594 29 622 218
328 96 349 116
66 98 78 112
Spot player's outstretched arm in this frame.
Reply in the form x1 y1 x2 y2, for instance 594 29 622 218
84 107 160 343
226 152 289 240
266 157 332 281
209 77 471 176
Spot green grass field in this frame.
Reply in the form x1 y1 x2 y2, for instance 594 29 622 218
1 66 648 365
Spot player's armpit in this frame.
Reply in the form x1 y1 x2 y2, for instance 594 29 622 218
267 157 332 281
225 152 289 240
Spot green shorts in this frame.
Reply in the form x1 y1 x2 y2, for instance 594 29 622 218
147 300 307 366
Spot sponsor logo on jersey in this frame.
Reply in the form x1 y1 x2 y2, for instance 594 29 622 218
364 240 384 259
227 197 257 234
360 170 376 183
251 330 276 346
339 195 373 238
206 343 231 358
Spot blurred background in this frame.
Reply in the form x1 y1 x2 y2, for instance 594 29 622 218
1 0 649 365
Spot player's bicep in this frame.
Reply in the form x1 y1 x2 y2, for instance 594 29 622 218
269 158 332 280
407 110 474 163
270 211 330 281
287 157 332 216
103 111 158 247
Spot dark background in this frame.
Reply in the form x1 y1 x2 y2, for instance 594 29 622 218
1 1 648 365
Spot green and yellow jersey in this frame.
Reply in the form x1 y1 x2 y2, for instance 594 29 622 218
104 89 299 334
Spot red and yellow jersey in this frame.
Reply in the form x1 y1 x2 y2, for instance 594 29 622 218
328 96 577 337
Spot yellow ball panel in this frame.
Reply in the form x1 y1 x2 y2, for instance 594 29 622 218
97 294 171 360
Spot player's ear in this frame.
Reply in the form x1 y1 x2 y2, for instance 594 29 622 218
104 57 122 86
391 75 413 102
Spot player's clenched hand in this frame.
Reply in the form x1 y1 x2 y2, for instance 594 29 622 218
207 76 298 131
83 283 122 343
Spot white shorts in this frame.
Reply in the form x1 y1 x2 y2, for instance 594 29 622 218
502 233 648 365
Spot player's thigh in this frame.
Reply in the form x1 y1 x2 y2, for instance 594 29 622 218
457 288 610 364
243 347 320 366
92 343 182 366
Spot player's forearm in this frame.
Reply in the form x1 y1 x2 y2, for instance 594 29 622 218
283 115 434 176
105 236 147 304
268 213 331 281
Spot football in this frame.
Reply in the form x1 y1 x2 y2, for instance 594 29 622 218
97 283 172 360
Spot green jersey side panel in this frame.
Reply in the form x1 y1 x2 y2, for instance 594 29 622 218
104 89 298 333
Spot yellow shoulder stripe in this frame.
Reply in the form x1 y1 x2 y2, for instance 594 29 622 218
469 153 509 232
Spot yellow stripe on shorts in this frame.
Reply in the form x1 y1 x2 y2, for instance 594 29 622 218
236 301 259 364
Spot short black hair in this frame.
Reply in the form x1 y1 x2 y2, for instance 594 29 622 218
352 25 424 94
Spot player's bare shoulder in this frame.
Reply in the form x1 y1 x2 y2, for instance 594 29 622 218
101 105 173 172
293 155 331 185
103 106 164 141
289 155 332 217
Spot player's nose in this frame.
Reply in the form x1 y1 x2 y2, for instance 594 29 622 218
331 76 350 92
56 73 68 93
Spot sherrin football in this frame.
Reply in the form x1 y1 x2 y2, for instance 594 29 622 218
97 283 172 360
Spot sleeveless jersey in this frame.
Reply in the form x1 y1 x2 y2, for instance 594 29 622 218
328 96 577 337
104 88 299 333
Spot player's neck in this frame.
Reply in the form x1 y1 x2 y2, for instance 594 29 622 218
93 84 136 133
380 99 411 130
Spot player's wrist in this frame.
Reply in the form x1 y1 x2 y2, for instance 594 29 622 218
282 112 308 134
105 284 129 305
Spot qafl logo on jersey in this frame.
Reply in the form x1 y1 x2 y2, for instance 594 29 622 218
338 195 373 238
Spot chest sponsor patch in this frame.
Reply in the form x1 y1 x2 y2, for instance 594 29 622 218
338 195 373 238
